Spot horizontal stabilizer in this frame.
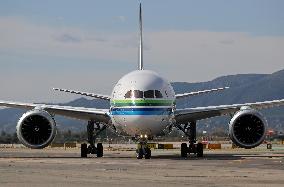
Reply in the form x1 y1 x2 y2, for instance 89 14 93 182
175 87 229 99
53 88 111 100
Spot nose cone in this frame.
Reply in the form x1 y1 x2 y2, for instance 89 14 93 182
110 70 176 136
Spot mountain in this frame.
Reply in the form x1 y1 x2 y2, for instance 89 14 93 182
1 69 284 133
174 70 284 107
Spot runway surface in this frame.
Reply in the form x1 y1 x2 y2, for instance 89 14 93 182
0 146 284 187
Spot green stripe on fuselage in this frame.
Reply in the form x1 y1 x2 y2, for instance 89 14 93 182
111 99 174 107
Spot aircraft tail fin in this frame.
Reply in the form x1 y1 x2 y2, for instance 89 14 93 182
138 2 143 70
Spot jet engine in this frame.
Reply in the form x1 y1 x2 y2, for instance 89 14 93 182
16 110 57 149
229 108 267 149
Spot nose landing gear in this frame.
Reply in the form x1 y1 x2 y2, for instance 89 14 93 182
136 141 151 159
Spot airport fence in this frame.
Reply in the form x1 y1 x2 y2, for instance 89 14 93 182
1 141 284 151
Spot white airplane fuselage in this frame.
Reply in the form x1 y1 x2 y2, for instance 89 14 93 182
110 70 176 136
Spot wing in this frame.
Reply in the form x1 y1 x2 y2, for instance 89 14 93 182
175 87 229 99
0 100 110 123
174 99 284 124
53 88 111 100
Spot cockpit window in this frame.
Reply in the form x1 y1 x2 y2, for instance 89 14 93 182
124 90 132 98
144 90 154 98
155 90 163 98
125 90 144 98
125 90 162 99
133 90 143 98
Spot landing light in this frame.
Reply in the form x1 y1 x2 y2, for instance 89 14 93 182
140 134 148 138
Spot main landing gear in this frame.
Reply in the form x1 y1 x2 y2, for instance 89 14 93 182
135 136 151 159
81 120 106 158
176 121 204 158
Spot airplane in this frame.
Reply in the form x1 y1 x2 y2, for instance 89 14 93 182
1 3 284 159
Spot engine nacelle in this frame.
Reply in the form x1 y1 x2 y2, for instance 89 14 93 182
229 108 267 149
16 110 57 149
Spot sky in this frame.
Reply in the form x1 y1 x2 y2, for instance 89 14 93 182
0 0 284 103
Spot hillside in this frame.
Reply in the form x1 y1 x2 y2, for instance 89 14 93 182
1 69 284 133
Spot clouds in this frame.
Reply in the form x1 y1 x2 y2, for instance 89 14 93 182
116 16 126 23
0 16 284 102
0 17 138 61
54 33 82 43
146 30 284 81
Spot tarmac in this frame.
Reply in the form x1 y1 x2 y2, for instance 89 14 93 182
0 144 284 187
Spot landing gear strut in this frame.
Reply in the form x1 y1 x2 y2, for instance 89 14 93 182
81 120 106 158
176 121 203 158
136 138 151 159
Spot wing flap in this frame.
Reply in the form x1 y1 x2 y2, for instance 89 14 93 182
45 106 110 123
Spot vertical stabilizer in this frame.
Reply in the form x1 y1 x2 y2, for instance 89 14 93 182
138 3 143 70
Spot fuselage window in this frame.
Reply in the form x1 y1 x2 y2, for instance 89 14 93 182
155 90 163 98
144 90 154 98
133 90 143 98
124 90 132 98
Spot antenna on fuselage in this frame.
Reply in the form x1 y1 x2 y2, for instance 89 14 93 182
138 2 144 70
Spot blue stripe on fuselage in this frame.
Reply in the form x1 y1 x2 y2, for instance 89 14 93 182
111 107 172 115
